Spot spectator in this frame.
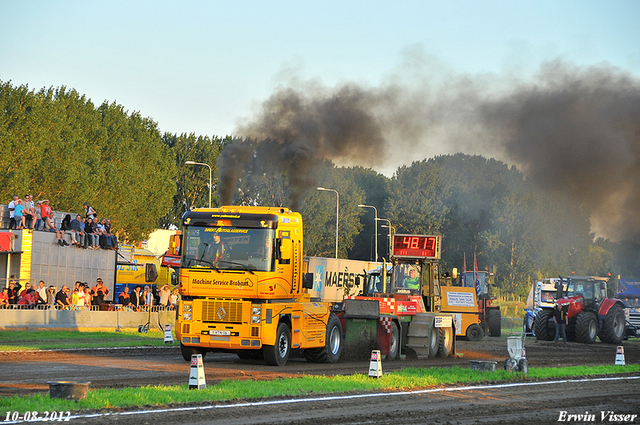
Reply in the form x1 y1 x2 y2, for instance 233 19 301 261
13 198 25 229
118 286 132 308
158 284 171 307
61 214 75 246
8 195 18 229
70 214 86 248
170 288 180 307
7 280 20 305
84 217 99 249
142 285 153 309
18 289 38 308
83 202 97 220
23 195 35 230
96 218 109 249
554 304 568 344
91 278 109 306
42 200 67 246
105 219 118 249
84 283 92 309
131 285 142 311
45 285 57 307
71 287 85 310
55 285 71 309
37 280 47 304
34 200 43 230
19 283 34 299
0 287 9 308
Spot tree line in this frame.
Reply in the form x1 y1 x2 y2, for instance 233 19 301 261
2 80 637 296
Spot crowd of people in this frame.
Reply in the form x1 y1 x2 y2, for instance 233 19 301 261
0 278 180 311
6 197 118 250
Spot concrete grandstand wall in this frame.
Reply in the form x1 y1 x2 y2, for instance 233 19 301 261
0 308 176 331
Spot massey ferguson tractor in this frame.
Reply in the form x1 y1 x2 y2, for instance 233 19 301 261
533 276 626 344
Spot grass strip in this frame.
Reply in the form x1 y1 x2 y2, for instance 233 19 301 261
0 330 175 351
1 364 638 413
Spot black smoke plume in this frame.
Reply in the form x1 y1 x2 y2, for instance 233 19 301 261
219 59 640 243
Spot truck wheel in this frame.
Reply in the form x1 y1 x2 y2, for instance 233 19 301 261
437 326 454 357
304 313 343 363
575 312 597 344
466 323 484 342
428 325 439 358
533 309 554 341
264 322 291 366
180 343 206 362
598 304 625 344
488 309 501 337
387 322 400 361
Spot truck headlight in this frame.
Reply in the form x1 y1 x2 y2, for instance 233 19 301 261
251 306 261 324
251 315 261 324
183 313 192 321
184 304 192 312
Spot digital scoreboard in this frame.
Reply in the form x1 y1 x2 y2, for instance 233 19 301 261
392 234 441 259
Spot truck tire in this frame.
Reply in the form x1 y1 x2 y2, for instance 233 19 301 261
598 304 625 344
466 323 484 342
437 326 454 357
488 309 501 337
428 325 439 358
264 322 291 366
533 309 554 341
575 312 597 344
304 313 343 363
180 343 206 362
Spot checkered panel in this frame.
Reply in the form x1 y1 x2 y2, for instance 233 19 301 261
379 316 393 334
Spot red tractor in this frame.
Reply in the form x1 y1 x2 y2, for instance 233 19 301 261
533 276 626 344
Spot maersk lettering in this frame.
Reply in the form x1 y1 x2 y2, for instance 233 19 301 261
192 278 254 288
324 271 357 288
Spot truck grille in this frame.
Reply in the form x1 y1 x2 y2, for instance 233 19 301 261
202 300 243 323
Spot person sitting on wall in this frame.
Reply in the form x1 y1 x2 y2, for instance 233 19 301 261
7 280 20 305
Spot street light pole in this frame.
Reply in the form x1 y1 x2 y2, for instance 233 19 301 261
317 187 339 259
185 161 212 208
376 218 394 260
358 204 378 261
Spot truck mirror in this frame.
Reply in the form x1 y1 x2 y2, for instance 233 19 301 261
279 238 292 263
145 263 158 282
302 272 314 289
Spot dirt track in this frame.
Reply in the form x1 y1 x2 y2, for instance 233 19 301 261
1 337 639 424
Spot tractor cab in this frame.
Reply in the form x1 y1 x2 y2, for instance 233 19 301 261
560 276 609 313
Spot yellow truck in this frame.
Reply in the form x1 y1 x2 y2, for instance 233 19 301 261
176 206 341 366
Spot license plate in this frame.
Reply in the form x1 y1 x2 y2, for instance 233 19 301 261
209 330 230 336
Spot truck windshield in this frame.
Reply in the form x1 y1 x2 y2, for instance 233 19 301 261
182 226 276 272
392 263 420 292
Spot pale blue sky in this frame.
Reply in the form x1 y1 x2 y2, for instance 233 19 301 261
1 0 639 158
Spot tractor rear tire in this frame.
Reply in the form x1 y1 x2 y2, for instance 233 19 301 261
575 312 597 344
466 323 484 342
264 322 291 366
533 309 554 341
428 325 439 358
599 304 625 344
488 309 501 337
437 326 454 357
